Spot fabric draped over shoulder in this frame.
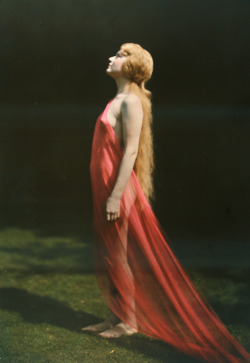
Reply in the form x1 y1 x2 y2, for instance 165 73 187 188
89 99 250 363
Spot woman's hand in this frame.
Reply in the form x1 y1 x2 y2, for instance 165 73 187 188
105 195 120 221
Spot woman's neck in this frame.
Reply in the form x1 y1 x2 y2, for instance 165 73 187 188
114 77 132 96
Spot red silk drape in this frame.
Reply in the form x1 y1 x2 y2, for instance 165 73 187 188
89 99 250 363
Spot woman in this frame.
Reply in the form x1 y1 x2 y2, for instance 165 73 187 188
83 43 250 362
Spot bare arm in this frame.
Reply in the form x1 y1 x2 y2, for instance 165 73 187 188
105 95 143 221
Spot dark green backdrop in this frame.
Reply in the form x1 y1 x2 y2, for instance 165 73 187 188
0 0 249 251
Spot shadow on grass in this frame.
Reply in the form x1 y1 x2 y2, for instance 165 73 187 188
0 287 197 362
106 333 199 363
190 268 250 329
208 299 250 330
0 287 100 332
2 286 249 363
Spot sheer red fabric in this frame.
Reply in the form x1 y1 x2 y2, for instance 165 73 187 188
89 99 250 363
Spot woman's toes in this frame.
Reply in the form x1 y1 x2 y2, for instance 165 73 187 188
81 324 100 332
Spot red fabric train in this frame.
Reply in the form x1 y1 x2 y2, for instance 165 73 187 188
89 99 250 363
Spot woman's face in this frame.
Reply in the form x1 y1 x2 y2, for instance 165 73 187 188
106 49 127 77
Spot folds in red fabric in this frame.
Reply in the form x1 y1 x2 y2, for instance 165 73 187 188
90 99 250 363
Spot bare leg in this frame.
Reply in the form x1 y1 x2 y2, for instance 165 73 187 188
84 183 137 337
99 208 138 338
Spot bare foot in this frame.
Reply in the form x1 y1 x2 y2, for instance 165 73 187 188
98 322 137 338
81 313 120 332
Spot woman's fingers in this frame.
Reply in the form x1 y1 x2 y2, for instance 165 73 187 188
106 211 119 221
111 213 116 221
106 211 111 220
105 197 120 221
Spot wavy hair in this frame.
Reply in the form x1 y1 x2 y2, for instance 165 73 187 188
120 43 155 205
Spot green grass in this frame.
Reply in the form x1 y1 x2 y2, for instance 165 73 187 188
0 228 249 362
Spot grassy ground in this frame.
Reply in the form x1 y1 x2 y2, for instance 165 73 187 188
0 227 249 362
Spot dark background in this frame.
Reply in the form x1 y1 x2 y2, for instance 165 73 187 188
0 0 249 261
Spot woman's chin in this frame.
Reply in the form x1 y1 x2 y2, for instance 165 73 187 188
106 69 115 78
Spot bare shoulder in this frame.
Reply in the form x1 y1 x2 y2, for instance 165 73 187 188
121 94 142 114
120 94 143 150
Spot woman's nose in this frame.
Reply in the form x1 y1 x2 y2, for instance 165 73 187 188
109 56 114 61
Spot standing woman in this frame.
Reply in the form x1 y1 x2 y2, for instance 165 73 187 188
83 43 250 363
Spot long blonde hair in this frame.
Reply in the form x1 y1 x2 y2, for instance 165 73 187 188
120 43 155 205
